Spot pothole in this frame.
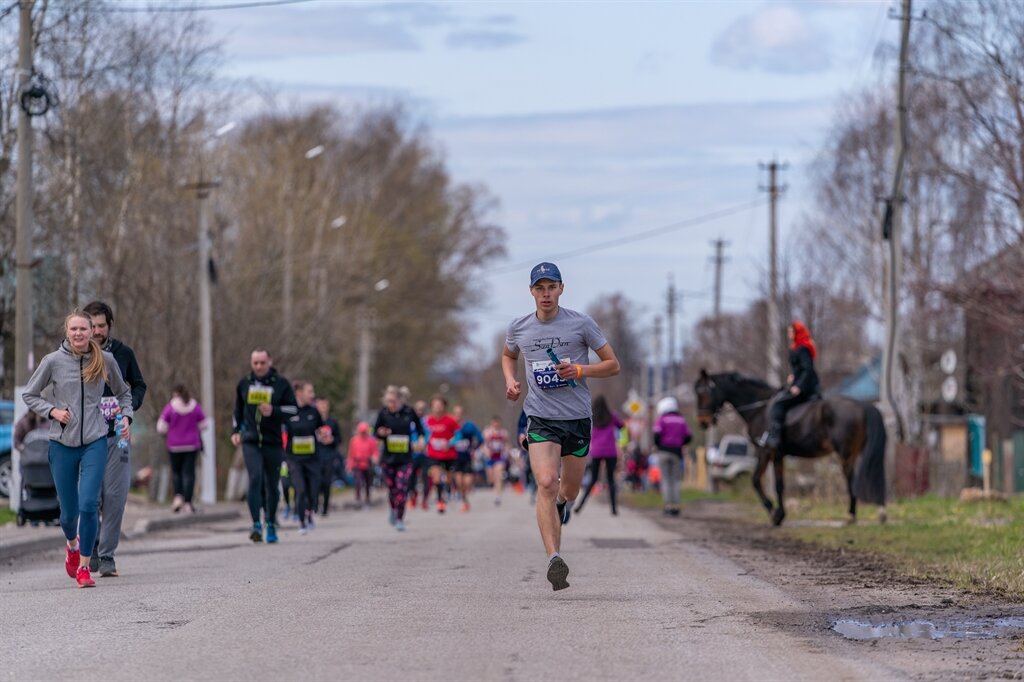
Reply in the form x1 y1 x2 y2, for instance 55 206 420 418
833 616 1024 640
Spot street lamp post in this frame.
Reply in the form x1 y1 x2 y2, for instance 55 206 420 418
283 144 324 349
355 278 390 423
187 120 234 504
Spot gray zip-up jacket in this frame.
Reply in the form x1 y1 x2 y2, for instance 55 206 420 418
22 341 133 447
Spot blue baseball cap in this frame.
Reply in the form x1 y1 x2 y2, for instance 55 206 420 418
530 262 562 286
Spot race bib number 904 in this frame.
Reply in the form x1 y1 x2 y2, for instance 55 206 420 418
531 359 570 391
247 386 272 405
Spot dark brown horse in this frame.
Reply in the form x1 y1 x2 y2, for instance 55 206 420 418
694 370 887 526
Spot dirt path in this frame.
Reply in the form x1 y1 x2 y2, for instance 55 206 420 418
639 498 1024 681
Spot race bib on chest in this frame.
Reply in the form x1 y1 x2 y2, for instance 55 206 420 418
430 437 449 451
247 386 272 405
99 396 120 421
488 439 504 453
386 435 410 454
531 358 570 391
292 436 315 455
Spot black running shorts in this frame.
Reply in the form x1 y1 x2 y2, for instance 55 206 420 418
526 416 591 458
427 457 457 472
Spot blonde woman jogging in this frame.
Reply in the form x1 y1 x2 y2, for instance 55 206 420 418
22 310 133 588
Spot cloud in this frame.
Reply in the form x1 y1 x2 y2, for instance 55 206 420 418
445 29 526 50
710 5 832 74
210 5 424 59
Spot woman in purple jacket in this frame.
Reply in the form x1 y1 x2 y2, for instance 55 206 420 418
573 395 623 517
157 385 208 513
654 396 692 516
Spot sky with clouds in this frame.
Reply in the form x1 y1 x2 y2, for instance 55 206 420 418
201 0 893 363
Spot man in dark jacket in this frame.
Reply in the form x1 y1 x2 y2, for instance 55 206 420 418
231 348 297 543
84 301 147 578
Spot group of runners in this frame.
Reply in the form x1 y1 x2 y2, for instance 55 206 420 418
24 260 620 592
228 259 622 591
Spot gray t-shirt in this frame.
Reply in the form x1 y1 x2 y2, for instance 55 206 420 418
505 307 609 420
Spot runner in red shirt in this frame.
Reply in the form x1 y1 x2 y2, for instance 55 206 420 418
425 395 459 514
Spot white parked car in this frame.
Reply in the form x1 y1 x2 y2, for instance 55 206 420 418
706 434 757 490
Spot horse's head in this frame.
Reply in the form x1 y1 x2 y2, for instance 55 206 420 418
694 369 725 429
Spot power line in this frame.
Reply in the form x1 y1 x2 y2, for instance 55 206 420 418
101 0 318 13
493 198 762 274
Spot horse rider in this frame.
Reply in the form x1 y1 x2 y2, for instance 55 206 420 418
759 320 820 449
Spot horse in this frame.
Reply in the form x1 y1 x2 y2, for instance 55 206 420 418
694 370 887 526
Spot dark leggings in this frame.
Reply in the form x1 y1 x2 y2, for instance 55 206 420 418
769 391 811 429
318 458 334 513
288 456 321 527
382 463 413 521
242 444 283 525
407 456 428 497
352 468 373 502
575 457 617 513
168 450 198 503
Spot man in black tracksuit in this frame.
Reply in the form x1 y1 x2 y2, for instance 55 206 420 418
315 397 342 515
84 301 147 578
231 348 297 543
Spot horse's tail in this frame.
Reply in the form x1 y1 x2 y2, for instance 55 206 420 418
852 403 887 506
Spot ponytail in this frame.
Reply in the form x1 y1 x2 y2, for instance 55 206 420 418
83 338 108 384
64 309 108 385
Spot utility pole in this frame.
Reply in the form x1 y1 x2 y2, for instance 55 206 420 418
15 0 35 390
355 309 371 423
666 275 678 390
760 160 787 386
710 238 729 351
653 315 663 397
188 178 220 504
880 0 911 442
12 0 36 513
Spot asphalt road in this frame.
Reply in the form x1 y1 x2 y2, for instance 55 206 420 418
0 491 905 681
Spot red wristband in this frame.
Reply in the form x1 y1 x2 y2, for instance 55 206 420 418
575 364 583 379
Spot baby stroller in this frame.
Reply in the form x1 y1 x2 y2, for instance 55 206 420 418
16 437 60 526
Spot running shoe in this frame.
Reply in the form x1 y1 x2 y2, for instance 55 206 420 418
297 527 308 536
306 513 316 530
65 540 81 578
76 566 96 589
388 509 397 526
421 497 429 510
437 500 447 514
459 502 469 513
556 500 571 526
265 523 278 543
395 519 406 532
546 556 570 591
249 522 263 543
98 557 118 578
408 492 418 509
89 552 99 573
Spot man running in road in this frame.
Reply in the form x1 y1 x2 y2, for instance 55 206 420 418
451 405 483 512
231 348 297 543
407 399 430 509
425 396 459 514
284 381 327 535
503 262 620 591
315 397 342 515
83 301 147 578
483 416 509 506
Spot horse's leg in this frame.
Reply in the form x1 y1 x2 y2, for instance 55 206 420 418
751 449 774 517
845 471 857 525
771 456 786 526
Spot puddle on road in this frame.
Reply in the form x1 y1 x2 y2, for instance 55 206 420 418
833 616 1024 640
